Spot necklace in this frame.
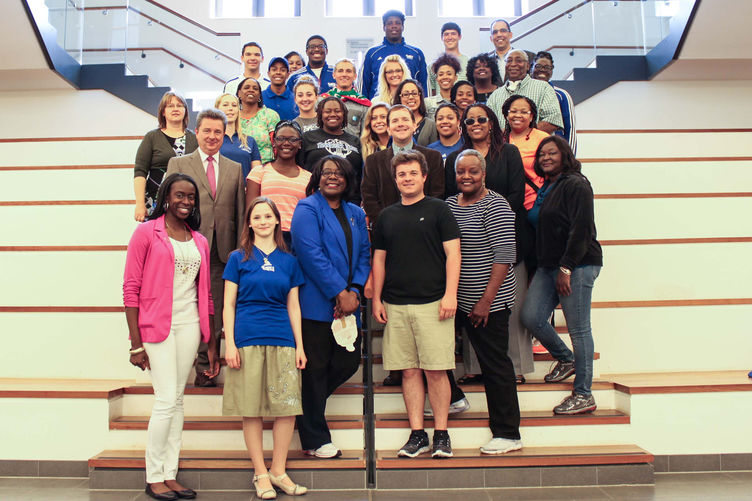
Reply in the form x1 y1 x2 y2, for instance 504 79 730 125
255 245 276 272
166 220 191 274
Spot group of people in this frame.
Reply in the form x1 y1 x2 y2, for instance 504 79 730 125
125 11 598 501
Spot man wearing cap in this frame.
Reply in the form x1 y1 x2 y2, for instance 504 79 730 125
360 10 428 99
262 57 297 121
286 35 336 94
428 22 468 96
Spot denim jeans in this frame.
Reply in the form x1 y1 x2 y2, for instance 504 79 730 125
520 265 601 396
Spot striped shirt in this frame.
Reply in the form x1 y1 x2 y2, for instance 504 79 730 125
487 75 563 130
247 164 311 232
447 190 517 313
552 84 577 155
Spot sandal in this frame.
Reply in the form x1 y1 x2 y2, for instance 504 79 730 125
516 375 526 384
457 374 483 385
253 474 277 500
269 472 308 496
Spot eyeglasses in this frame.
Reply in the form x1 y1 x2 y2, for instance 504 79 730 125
306 43 327 50
385 69 404 75
463 116 490 126
507 109 532 116
400 91 420 98
321 169 344 179
534 64 554 71
274 136 302 145
492 28 511 35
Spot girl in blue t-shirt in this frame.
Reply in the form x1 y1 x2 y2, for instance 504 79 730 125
222 197 308 498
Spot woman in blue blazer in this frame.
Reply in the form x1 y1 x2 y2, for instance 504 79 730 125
290 155 370 458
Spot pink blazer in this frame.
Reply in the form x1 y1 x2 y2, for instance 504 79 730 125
123 215 214 343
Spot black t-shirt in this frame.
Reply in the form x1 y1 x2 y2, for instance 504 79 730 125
372 196 461 305
332 205 353 282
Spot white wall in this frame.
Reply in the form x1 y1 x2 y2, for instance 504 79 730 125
0 88 156 138
576 79 752 129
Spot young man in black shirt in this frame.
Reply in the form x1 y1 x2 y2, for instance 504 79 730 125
371 150 461 458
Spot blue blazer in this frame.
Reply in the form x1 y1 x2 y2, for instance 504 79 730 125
290 191 371 323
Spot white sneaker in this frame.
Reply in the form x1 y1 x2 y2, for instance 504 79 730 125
480 437 523 455
423 397 471 417
305 442 341 458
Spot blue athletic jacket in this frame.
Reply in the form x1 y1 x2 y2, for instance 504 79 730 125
360 37 428 99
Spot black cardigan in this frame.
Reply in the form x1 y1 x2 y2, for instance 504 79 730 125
536 172 603 270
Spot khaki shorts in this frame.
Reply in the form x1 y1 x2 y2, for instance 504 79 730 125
382 300 456 371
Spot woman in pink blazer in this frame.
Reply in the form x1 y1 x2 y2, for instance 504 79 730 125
123 173 220 501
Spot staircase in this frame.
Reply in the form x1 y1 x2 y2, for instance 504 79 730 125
23 0 702 117
2 119 752 488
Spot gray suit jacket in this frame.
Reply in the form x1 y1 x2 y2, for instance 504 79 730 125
166 149 245 263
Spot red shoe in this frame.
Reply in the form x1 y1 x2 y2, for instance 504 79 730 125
532 343 548 354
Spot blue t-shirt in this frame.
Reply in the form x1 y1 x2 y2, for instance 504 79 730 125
262 87 298 121
426 138 464 164
222 248 305 348
221 134 262 179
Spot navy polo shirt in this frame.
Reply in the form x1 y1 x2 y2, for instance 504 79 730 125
262 87 297 121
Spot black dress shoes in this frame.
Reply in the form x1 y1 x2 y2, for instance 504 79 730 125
145 484 178 501
172 487 197 499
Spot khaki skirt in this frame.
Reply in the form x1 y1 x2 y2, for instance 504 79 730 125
222 345 302 417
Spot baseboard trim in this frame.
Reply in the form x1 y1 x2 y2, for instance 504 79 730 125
0 460 88 477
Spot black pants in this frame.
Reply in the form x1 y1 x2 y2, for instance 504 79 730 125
196 236 224 376
459 309 521 439
297 318 362 450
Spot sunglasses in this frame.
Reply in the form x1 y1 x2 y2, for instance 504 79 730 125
463 116 490 126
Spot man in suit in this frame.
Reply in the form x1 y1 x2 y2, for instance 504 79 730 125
361 104 444 228
167 108 245 386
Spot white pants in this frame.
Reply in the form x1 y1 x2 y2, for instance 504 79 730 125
143 322 201 483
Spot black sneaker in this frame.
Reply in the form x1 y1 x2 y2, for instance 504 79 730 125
397 430 430 458
554 393 597 415
431 432 453 458
544 360 575 383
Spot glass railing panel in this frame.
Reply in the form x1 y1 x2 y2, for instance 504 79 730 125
591 0 649 57
79 0 128 66
509 1 597 81
642 0 679 47
127 0 240 69
123 0 242 110
44 0 85 63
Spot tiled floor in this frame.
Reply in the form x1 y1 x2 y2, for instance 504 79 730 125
0 471 750 500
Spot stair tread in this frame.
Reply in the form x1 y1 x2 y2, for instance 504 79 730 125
375 409 629 427
111 414 363 430
122 383 364 396
370 352 600 363
376 444 653 469
374 380 615 393
89 449 366 469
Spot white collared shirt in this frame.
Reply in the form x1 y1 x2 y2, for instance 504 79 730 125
197 148 219 189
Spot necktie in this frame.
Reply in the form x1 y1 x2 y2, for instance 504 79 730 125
207 156 217 198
